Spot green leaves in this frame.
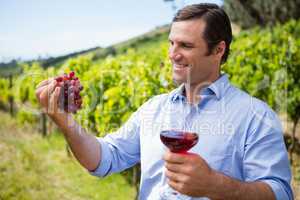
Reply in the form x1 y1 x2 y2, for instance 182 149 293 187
224 20 300 120
1 20 299 134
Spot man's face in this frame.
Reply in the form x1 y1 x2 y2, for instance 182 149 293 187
168 19 220 87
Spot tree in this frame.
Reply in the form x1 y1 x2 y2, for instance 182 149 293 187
285 22 300 163
224 0 300 28
163 0 300 28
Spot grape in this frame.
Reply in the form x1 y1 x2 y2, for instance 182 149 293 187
55 76 63 82
55 71 83 113
69 71 75 78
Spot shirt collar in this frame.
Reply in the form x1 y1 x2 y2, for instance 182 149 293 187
207 73 231 100
169 73 231 102
170 83 186 102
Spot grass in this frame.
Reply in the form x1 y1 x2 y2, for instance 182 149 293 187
1 111 299 199
0 111 136 200
292 154 300 199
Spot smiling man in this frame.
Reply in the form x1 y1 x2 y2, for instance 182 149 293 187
36 3 293 200
168 10 229 104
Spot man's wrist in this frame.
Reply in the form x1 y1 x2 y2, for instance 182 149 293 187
48 111 70 126
206 170 240 200
204 170 275 200
206 170 224 199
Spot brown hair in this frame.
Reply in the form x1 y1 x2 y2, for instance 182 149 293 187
173 3 232 64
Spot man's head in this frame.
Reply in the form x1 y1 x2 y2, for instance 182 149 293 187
169 3 232 86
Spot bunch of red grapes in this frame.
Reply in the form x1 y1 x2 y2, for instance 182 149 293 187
55 71 83 113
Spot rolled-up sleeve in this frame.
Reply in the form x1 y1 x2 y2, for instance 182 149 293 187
89 109 141 177
243 108 294 200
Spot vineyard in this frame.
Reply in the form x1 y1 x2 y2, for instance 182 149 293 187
0 20 300 199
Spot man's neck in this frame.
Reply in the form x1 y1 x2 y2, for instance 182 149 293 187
183 74 220 105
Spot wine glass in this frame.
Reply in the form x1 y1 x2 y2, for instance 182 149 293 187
159 129 199 200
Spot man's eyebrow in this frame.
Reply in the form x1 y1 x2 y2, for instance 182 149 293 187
168 38 195 45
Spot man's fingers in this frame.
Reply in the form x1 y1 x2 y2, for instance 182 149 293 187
165 169 180 182
36 78 53 89
167 179 183 193
36 79 52 99
165 162 186 173
165 169 188 183
35 85 48 99
39 80 57 103
163 151 188 164
46 80 57 95
49 87 61 114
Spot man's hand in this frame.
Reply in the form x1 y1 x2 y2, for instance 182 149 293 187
163 150 276 200
35 78 101 172
35 78 64 118
163 150 215 197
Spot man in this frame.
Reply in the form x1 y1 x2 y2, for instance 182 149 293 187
35 3 293 200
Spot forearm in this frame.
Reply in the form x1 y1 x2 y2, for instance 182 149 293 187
50 112 101 171
208 171 276 200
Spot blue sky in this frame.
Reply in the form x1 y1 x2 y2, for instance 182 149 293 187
0 0 223 62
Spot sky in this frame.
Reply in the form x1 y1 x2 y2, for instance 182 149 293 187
0 0 223 62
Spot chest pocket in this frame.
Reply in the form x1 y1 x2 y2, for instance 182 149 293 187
191 133 234 175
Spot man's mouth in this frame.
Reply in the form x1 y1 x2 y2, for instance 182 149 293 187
173 64 190 69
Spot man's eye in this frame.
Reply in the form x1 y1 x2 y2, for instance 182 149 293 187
182 44 192 48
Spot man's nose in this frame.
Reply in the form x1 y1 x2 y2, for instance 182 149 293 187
169 48 182 61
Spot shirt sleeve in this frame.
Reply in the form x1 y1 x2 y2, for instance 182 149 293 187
243 105 294 200
89 109 141 177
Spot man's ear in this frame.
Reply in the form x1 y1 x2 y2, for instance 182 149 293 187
214 41 226 56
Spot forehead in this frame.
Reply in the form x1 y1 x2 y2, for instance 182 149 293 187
169 19 206 42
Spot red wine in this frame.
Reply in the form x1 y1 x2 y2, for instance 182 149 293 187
160 130 198 153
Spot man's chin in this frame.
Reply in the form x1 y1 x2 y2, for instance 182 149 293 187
172 77 185 86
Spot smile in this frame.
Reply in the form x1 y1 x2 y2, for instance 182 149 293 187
173 64 190 69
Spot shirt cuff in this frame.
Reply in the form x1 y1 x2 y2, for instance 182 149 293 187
88 137 112 177
260 179 293 200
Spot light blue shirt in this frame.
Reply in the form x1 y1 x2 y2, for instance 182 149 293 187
90 74 293 200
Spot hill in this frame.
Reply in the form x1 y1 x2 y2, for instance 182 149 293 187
0 24 170 77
